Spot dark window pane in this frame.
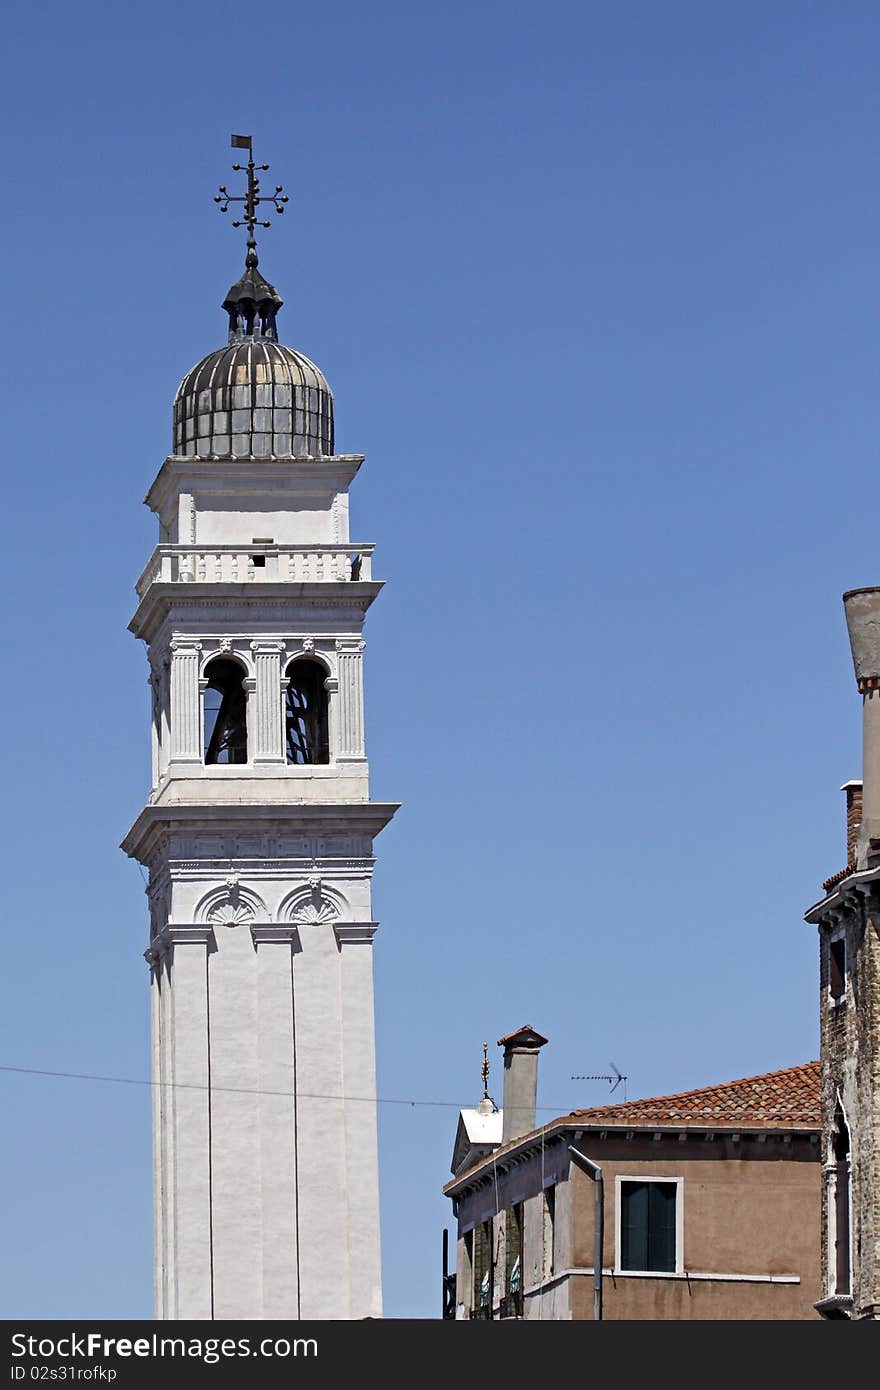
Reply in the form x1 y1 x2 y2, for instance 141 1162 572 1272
648 1182 677 1272
829 938 846 1000
506 1204 523 1292
621 1181 677 1272
284 658 330 765
621 1181 649 1271
473 1220 493 1316
203 658 248 764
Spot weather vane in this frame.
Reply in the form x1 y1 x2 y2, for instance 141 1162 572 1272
214 134 288 244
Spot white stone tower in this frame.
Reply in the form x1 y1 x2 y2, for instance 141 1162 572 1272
121 140 398 1320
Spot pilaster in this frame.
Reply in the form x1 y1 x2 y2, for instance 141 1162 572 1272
253 923 300 1318
159 657 171 778
148 665 160 789
170 639 202 763
336 638 366 761
205 915 262 1320
250 640 285 764
291 922 351 1318
336 922 383 1317
157 924 213 1320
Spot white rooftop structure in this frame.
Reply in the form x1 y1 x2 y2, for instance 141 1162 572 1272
451 1104 504 1177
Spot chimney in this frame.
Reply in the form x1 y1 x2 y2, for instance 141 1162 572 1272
841 780 862 866
844 587 880 866
498 1025 548 1145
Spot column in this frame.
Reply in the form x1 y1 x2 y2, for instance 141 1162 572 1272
325 675 339 761
335 638 366 760
250 641 285 763
170 639 202 762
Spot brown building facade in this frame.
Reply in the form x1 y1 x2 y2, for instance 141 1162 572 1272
444 1059 821 1320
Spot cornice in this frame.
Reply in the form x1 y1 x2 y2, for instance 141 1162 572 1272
144 455 366 514
121 800 400 864
129 582 383 644
146 923 216 960
332 921 379 946
250 923 302 946
443 1119 821 1198
803 864 880 924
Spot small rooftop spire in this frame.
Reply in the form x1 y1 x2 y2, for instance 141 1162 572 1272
477 1041 497 1115
215 135 288 344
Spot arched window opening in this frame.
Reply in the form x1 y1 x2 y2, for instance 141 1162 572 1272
285 658 329 765
833 1111 851 1296
203 658 248 765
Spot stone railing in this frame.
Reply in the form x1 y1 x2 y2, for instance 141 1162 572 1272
135 544 374 598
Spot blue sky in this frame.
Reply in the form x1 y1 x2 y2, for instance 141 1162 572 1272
0 0 877 1319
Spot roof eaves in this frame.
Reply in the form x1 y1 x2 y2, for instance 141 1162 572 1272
443 1116 820 1197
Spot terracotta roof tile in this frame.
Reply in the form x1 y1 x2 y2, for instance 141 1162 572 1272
566 1061 820 1130
822 864 854 892
444 1062 821 1194
497 1024 548 1049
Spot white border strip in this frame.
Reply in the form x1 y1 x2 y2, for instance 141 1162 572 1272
523 1267 800 1297
614 1174 685 1275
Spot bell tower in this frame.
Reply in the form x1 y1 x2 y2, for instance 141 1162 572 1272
121 138 398 1321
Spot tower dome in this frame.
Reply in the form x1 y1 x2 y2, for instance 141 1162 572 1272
173 244 334 459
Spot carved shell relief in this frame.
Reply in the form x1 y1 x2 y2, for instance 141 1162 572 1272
196 877 266 928
282 876 346 927
291 895 339 926
208 900 255 927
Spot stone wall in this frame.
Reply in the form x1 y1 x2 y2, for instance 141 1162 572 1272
816 882 880 1319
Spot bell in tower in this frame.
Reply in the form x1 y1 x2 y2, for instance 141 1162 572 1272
121 136 399 1321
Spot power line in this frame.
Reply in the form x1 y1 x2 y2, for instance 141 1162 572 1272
0 1062 576 1113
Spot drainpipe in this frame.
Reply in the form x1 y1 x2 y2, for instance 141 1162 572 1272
568 1142 603 1321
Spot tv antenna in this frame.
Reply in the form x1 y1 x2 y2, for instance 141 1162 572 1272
570 1063 627 1100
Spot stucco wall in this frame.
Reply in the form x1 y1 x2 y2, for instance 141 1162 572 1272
570 1134 820 1320
451 1129 821 1320
569 1271 812 1320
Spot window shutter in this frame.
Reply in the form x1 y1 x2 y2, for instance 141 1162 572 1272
621 1181 649 1271
648 1182 677 1273
621 1180 677 1272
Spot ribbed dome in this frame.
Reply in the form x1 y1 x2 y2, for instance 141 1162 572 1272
173 339 334 459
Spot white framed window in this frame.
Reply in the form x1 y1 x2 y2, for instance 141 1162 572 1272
826 1109 852 1299
614 1175 683 1275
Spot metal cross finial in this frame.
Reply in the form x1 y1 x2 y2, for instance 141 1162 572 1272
214 134 289 249
481 1042 490 1101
